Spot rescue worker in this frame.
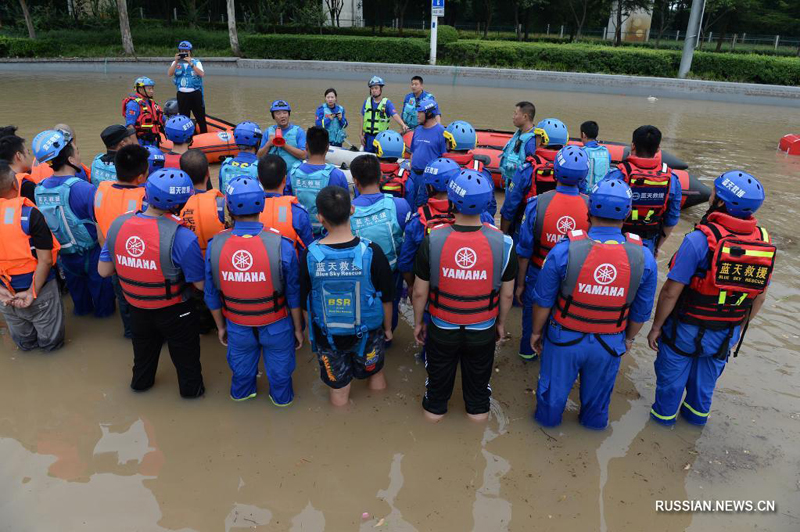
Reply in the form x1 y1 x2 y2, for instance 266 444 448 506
0 161 63 351
373 130 414 206
580 120 611 193
32 129 115 318
299 186 395 407
146 145 165 175
350 154 411 332
163 115 195 169
288 127 349 237
398 158 495 291
167 41 207 134
257 154 314 252
179 149 225 255
91 125 138 186
94 144 149 338
0 127 36 201
515 146 591 362
123 77 165 147
500 118 568 239
205 175 304 405
29 125 92 183
219 121 262 191
605 125 682 256
498 101 537 189
402 76 440 129
647 171 774 426
442 120 497 217
411 169 516 422
407 98 448 208
315 88 348 148
361 76 408 154
529 178 657 429
257 100 307 174
98 168 205 398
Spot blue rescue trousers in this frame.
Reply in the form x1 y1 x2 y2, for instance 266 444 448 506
60 245 115 318
226 319 296 405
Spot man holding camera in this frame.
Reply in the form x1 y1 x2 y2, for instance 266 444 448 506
167 41 207 134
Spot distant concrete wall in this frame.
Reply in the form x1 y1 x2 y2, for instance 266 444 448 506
3 57 799 107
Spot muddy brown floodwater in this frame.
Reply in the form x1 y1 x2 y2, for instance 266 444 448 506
1 70 799 531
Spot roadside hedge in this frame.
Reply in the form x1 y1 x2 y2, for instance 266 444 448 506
241 34 429 64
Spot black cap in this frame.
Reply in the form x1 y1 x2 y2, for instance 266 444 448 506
101 124 136 148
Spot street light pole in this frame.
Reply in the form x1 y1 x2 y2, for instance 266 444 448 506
678 0 703 78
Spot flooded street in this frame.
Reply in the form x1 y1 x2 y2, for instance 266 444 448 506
2 70 800 531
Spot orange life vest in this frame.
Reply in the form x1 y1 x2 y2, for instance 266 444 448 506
522 148 558 202
163 152 182 169
428 223 505 326
443 151 487 174
208 228 288 327
417 197 454 234
260 195 301 247
94 182 146 239
180 190 225 255
0 197 60 293
553 230 645 335
15 173 34 196
379 161 411 199
28 163 91 184
530 190 590 268
122 94 164 143
617 153 672 237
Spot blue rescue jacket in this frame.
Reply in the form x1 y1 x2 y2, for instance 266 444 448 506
582 143 611 193
350 194 403 271
34 177 96 255
266 124 303 173
219 152 259 191
173 59 204 93
90 153 117 186
290 164 336 236
499 129 536 187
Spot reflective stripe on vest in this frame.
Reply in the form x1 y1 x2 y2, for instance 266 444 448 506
209 229 288 327
260 195 300 247
94 181 146 239
363 98 390 136
428 224 505 326
379 166 410 198
122 95 164 141
106 213 186 309
522 152 558 202
180 190 225 255
619 158 672 236
532 190 589 268
554 231 645 334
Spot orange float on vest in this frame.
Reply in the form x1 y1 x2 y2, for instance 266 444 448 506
522 149 558 202
180 190 225 255
106 213 187 309
531 190 590 268
616 153 672 237
122 94 164 143
0 197 60 293
379 162 411 199
28 162 92 184
417 198 454 234
260 195 301 247
675 212 775 329
208 229 288 327
94 182 146 239
779 134 800 155
14 173 34 196
553 230 645 334
163 153 182 169
428 224 505 326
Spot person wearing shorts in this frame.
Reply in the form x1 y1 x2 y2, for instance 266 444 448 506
299 186 395 406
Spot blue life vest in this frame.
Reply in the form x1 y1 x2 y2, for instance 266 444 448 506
267 124 303 173
306 240 384 354
172 59 204 92
320 104 347 146
34 177 96 255
290 164 335 236
90 153 117 186
219 153 259 191
350 195 403 270
499 129 536 187
582 144 611 193
402 91 435 129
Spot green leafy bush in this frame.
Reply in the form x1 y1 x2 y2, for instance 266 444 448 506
436 25 458 46
241 35 428 63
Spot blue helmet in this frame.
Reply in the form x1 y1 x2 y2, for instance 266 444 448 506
32 129 70 164
445 121 477 151
226 175 265 216
368 76 385 87
416 97 437 114
373 131 405 159
178 41 192 51
134 76 155 89
448 169 493 215
164 115 195 144
233 121 263 147
145 168 194 212
589 178 632 220
145 146 165 175
424 158 461 192
554 146 590 186
270 100 291 115
536 118 569 147
714 170 764 218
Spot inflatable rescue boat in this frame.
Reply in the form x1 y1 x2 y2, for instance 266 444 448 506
159 114 238 164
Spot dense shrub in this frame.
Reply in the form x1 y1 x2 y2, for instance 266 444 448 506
436 25 459 47
241 35 428 63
